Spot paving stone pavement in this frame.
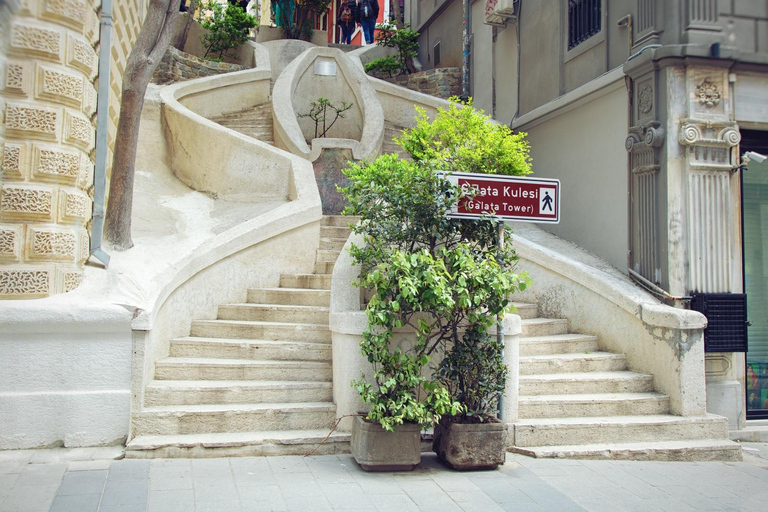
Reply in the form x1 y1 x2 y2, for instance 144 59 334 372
0 444 767 512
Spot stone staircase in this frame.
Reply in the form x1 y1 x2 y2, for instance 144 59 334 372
382 121 412 160
207 103 274 145
125 216 355 458
510 302 742 461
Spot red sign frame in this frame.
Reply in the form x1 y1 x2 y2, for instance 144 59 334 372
439 172 560 224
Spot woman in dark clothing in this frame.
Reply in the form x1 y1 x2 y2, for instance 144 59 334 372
338 1 358 45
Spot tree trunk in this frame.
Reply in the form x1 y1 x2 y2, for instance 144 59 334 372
174 0 198 51
105 0 181 250
391 0 404 29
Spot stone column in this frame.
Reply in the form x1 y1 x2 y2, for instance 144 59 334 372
0 0 100 298
625 49 745 428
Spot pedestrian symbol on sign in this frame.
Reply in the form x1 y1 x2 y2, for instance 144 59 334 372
539 187 556 214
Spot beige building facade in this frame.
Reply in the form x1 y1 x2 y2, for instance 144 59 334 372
0 0 146 298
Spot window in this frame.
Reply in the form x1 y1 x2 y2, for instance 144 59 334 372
568 0 601 50
433 41 441 67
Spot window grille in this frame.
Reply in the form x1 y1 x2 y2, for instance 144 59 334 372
690 293 749 353
568 0 602 50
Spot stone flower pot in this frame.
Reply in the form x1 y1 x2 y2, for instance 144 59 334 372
350 416 422 471
433 419 508 470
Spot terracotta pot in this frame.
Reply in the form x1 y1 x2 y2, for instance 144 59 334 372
350 416 421 471
433 420 507 470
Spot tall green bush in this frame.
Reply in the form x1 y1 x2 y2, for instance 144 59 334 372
341 99 532 430
196 1 257 60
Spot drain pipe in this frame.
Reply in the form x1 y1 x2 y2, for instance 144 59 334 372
461 0 470 99
90 0 113 267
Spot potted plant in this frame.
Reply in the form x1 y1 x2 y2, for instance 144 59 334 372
341 98 532 471
433 326 509 470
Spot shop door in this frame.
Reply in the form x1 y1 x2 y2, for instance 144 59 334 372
743 130 768 419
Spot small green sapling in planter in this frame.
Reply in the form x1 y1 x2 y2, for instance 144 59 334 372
297 97 353 139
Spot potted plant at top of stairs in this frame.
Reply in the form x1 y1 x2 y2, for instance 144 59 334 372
433 325 509 470
341 98 532 472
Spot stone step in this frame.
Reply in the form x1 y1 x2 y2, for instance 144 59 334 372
320 238 346 251
144 380 333 406
154 357 332 381
512 414 730 447
322 215 358 227
169 337 331 362
279 274 332 290
519 334 600 357
125 430 351 459
247 288 330 307
521 318 569 337
518 392 670 419
316 249 343 263
520 351 627 375
511 302 538 319
314 261 336 274
217 304 330 324
509 438 742 462
133 402 337 436
190 319 331 342
519 371 655 395
320 225 353 239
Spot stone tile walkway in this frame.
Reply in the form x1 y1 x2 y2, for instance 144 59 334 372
0 444 767 511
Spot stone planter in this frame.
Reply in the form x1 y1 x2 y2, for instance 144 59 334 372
433 420 508 470
350 416 421 471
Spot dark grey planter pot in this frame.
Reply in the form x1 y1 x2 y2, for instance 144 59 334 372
433 420 508 470
350 416 421 471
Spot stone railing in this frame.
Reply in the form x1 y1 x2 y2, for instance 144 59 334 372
382 68 462 100
151 47 248 85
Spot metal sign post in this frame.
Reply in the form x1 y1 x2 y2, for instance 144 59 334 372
437 171 562 422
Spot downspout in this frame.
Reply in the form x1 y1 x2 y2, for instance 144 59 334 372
461 0 470 99
90 0 113 267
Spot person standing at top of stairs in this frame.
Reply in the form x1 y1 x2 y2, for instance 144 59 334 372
357 0 379 45
338 1 358 45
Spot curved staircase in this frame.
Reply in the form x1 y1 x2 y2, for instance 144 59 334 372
125 216 354 458
207 103 274 145
510 302 742 461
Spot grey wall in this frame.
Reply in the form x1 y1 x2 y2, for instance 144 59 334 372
520 84 630 271
414 0 463 70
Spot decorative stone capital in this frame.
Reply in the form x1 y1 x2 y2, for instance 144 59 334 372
679 120 740 148
626 122 666 153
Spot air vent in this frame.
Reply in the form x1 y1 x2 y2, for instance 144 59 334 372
690 293 748 353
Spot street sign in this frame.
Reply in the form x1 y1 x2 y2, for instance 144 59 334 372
439 172 560 224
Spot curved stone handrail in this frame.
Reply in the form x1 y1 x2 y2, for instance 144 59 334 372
510 227 707 417
272 46 384 161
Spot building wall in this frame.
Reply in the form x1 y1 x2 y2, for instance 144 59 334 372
517 81 630 271
0 0 146 299
413 0 463 70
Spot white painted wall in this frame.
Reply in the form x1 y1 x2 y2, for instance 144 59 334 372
0 302 133 449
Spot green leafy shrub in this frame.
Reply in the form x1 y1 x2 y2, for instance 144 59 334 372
397 98 532 176
342 101 532 430
196 1 257 60
371 22 419 75
435 326 508 423
364 57 402 78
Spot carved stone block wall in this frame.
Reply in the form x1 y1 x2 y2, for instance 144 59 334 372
1 1 147 298
0 1 103 298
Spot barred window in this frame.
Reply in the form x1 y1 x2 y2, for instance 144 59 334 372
568 0 602 50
